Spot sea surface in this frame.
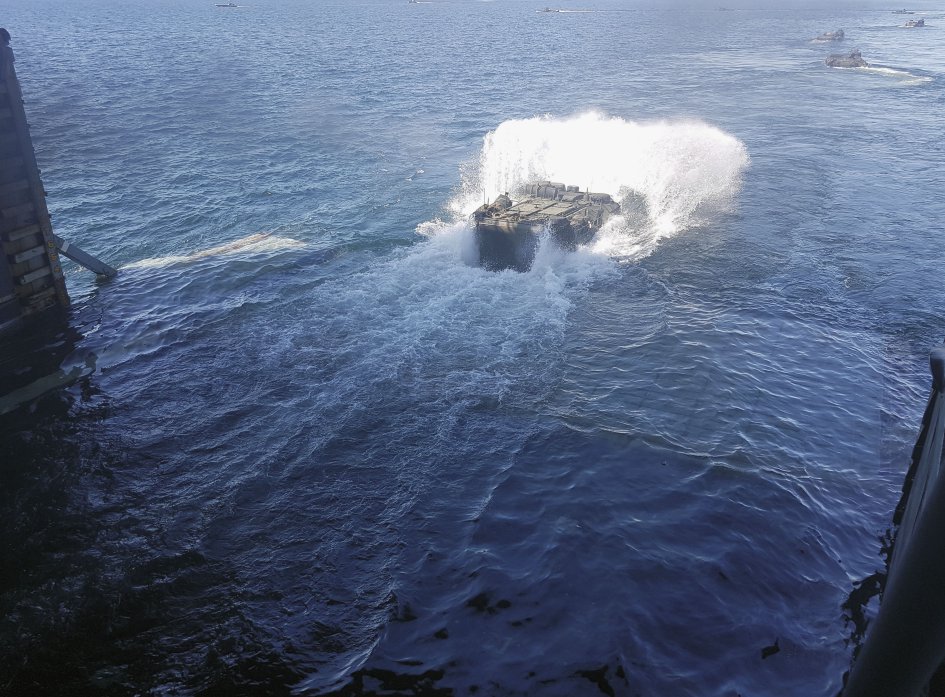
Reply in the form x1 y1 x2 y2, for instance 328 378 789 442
1 0 944 695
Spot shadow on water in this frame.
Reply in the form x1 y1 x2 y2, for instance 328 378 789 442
0 398 844 696
0 313 90 417
326 664 629 697
0 389 307 695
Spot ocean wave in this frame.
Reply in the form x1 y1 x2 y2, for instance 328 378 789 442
123 233 305 270
830 64 933 85
857 66 934 84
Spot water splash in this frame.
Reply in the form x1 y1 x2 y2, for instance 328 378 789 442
442 112 749 262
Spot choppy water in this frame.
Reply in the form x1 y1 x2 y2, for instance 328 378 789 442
1 0 944 695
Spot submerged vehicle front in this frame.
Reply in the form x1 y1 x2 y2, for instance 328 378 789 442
472 182 620 271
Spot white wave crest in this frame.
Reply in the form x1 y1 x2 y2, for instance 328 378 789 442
855 65 933 85
125 233 305 270
442 112 749 261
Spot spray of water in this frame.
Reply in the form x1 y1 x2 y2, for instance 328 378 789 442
432 112 749 262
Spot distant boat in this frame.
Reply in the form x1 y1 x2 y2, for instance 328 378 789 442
892 9 914 13
539 7 561 12
813 28 844 42
904 18 925 27
215 2 238 6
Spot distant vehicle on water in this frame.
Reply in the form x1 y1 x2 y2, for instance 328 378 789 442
215 2 238 7
892 9 914 14
825 48 869 68
904 18 926 27
813 28 845 42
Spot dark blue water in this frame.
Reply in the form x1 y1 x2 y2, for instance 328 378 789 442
1 0 944 694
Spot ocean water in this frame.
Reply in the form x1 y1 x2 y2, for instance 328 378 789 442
1 0 944 695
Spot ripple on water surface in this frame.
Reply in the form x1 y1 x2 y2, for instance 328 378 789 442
2 2 944 695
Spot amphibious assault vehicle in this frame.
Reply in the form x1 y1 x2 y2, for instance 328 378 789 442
825 49 868 68
472 182 620 271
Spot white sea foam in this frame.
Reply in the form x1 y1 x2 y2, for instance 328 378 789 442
830 64 933 85
434 112 749 263
221 115 750 421
306 218 619 419
125 233 305 270
350 114 751 407
855 65 933 85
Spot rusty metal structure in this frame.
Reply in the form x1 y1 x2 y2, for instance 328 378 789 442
0 30 115 336
0 31 71 332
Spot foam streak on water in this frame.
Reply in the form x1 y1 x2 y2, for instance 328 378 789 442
123 233 305 269
854 65 934 85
